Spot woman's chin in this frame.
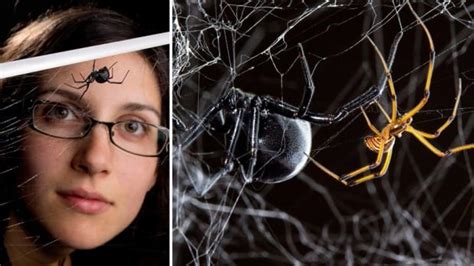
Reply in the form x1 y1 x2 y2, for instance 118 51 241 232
57 231 112 250
44 219 119 250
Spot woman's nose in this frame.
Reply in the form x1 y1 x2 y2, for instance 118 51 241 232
71 124 112 176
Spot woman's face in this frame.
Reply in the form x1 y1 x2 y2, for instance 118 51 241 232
17 52 162 249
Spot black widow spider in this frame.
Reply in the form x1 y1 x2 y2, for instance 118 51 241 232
65 60 130 99
176 40 400 195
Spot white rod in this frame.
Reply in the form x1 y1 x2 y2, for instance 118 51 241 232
0 32 170 79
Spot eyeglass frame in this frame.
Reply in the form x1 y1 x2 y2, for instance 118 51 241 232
27 99 169 157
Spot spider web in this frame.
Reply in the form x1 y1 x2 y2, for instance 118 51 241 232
173 0 474 265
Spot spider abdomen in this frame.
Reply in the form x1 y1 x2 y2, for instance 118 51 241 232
249 113 312 184
95 67 111 83
364 136 395 153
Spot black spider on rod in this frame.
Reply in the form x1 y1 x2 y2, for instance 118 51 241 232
176 38 401 195
65 60 130 99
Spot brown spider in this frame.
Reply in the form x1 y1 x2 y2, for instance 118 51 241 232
308 2 474 187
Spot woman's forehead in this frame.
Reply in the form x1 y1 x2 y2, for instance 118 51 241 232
40 53 162 112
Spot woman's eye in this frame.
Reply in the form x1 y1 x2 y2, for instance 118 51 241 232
45 105 76 120
122 121 148 135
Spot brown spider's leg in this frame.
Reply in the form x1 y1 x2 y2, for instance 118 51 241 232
375 101 391 122
412 79 461 139
338 106 388 179
304 153 348 186
399 1 436 123
407 126 474 157
306 143 391 187
367 37 398 121
340 141 386 181
360 107 381 135
407 126 446 157
346 148 393 186
448 144 474 154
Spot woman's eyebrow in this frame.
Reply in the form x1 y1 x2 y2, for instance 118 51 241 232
38 88 85 104
122 103 162 120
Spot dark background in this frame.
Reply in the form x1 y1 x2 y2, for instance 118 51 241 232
0 0 169 46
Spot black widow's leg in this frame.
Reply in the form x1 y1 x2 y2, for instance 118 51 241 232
108 62 118 77
70 73 87 83
173 104 200 131
78 83 91 100
242 96 261 182
285 43 376 124
180 90 239 148
107 61 130 84
196 109 244 196
295 43 314 118
263 32 403 125
183 104 244 196
107 70 130 84
64 81 88 90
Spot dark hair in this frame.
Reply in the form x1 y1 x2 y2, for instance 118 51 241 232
0 6 168 265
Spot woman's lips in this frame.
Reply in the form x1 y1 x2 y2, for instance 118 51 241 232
58 189 112 215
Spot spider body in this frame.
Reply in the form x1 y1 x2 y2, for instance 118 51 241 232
176 43 389 195
65 60 130 99
90 66 111 83
364 116 413 153
233 90 312 183
310 2 474 187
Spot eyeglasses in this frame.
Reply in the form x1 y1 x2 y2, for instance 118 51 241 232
29 100 168 157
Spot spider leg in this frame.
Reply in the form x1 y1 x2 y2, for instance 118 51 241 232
261 89 373 125
243 97 261 182
295 43 314 118
64 82 88 90
329 32 402 122
367 36 398 121
345 148 393 186
407 126 474 157
307 109 390 185
78 83 91 100
399 1 436 123
180 91 234 148
360 107 381 135
374 101 391 122
304 154 348 185
261 32 402 125
305 144 393 187
196 109 245 195
341 140 387 181
70 73 87 83
340 102 393 180
204 109 244 192
109 61 118 73
108 62 118 79
108 70 130 84
411 79 462 139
